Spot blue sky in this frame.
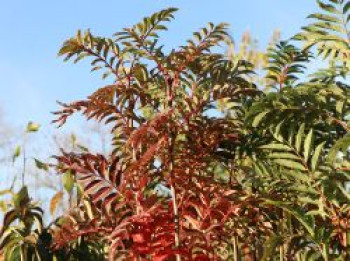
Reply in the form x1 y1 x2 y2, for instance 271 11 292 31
0 0 318 129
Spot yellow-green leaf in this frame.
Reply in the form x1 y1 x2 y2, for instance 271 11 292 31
252 111 270 127
304 129 313 162
311 141 326 171
26 121 40 132
62 171 75 193
260 143 292 151
273 158 306 171
12 146 21 162
295 123 305 153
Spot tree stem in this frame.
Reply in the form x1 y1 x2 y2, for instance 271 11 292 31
22 132 27 187
171 182 181 261
166 74 181 261
233 235 238 261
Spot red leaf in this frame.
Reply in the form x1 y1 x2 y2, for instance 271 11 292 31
132 233 145 244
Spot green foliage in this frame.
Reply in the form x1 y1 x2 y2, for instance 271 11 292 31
0 187 45 261
265 41 310 89
295 0 350 68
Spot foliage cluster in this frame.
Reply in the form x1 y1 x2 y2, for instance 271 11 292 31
1 0 350 260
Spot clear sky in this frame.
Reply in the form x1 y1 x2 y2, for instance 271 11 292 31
0 0 318 129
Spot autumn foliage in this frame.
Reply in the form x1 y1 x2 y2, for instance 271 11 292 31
52 7 264 260
1 0 350 260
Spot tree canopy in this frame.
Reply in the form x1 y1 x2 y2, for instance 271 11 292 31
1 0 350 260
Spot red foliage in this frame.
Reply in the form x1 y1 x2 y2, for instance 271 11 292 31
51 7 266 260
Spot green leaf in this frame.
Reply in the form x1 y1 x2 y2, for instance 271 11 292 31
77 144 89 152
262 234 284 260
336 100 344 114
328 134 350 162
268 152 300 160
337 182 350 201
311 141 326 171
77 183 84 202
62 171 75 193
13 186 30 208
26 122 40 132
34 159 49 171
295 123 305 153
83 200 94 220
259 143 292 151
252 111 270 127
12 146 21 163
271 121 285 142
304 129 313 162
273 158 306 171
317 0 339 13
344 2 350 14
308 13 341 23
